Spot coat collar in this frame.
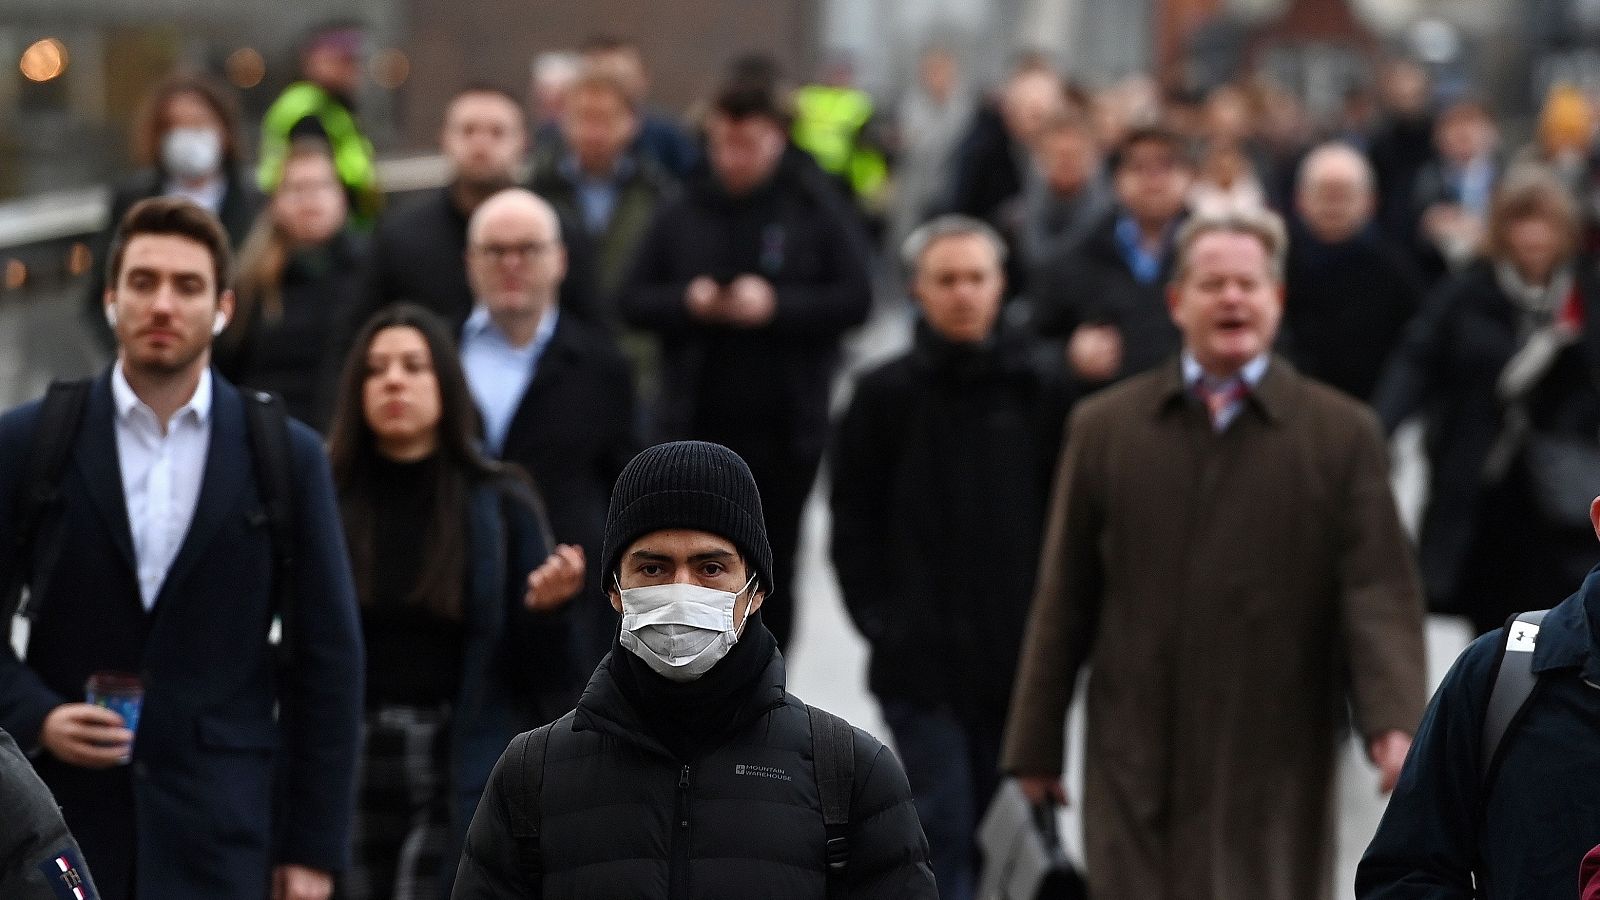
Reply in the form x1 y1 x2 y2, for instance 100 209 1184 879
77 371 136 570
501 312 582 451
150 373 252 613
1532 564 1600 680
1152 352 1296 426
572 646 789 759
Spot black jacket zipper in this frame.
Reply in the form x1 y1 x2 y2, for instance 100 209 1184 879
669 763 692 900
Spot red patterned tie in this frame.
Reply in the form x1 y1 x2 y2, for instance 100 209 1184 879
1194 379 1248 430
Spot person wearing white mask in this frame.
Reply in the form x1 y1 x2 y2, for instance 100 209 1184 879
85 74 261 351
454 440 937 899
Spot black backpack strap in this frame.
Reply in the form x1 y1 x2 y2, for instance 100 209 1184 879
1480 609 1551 784
2 379 92 637
240 390 297 667
808 703 855 895
509 722 553 887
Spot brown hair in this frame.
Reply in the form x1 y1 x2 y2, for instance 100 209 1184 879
1110 125 1194 172
227 140 338 342
106 196 232 296
131 73 242 170
1485 164 1580 263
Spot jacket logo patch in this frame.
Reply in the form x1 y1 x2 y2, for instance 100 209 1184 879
38 849 91 899
734 763 792 782
1508 623 1540 653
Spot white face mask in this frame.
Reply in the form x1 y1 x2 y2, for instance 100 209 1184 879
617 576 756 682
162 128 223 180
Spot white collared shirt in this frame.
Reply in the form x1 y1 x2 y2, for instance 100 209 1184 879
1182 352 1270 432
112 364 213 609
461 306 560 456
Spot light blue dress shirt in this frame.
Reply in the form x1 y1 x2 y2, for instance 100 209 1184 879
461 306 559 455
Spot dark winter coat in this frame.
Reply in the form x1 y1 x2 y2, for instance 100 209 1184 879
829 324 1072 718
947 102 1026 227
214 230 367 430
1373 260 1600 628
0 372 363 899
452 646 937 899
1028 210 1183 383
1281 223 1424 401
619 155 871 457
422 475 571 899
1002 356 1426 900
493 313 639 671
1357 564 1600 898
0 728 99 899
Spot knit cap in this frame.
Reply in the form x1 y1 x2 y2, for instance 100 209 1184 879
601 441 774 594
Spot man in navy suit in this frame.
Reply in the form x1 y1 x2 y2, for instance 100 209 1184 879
0 197 364 900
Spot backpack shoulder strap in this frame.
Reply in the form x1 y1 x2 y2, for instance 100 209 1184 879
2 379 92 629
509 721 554 888
1481 608 1551 783
240 390 297 665
808 703 855 894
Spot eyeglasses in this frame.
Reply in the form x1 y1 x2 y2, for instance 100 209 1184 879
472 240 557 261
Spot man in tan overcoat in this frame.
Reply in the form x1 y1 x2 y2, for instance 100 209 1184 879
1001 207 1427 900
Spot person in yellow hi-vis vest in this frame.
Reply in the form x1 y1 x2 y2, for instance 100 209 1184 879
791 59 889 213
259 21 381 227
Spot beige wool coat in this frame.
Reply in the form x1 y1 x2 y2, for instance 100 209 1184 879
1001 356 1427 900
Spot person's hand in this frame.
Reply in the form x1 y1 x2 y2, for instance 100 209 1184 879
1067 324 1123 382
1367 729 1411 795
685 276 722 320
271 864 333 900
1016 775 1069 807
725 275 777 328
526 544 586 611
40 704 133 769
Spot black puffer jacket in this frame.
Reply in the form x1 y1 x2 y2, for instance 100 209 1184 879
453 643 936 899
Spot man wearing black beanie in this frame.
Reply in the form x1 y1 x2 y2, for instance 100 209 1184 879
453 441 937 899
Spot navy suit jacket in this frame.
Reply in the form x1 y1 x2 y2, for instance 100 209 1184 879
0 370 363 899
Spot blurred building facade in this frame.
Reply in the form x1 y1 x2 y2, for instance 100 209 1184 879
0 0 1582 201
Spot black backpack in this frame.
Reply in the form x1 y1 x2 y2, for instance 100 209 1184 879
1480 609 1551 785
505 704 858 897
0 378 299 664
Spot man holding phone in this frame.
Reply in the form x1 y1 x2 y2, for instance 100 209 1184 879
620 73 871 651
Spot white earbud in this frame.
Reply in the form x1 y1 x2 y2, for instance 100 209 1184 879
212 310 228 336
104 305 118 330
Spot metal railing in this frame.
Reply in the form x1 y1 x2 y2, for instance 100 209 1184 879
0 153 451 299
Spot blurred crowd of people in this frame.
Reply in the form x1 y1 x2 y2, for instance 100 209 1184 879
5 14 1600 900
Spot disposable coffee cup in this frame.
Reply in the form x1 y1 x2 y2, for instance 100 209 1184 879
84 672 142 763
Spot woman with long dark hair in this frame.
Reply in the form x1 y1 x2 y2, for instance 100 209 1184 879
327 304 575 900
216 139 363 429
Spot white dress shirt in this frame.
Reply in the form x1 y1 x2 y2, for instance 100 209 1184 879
112 364 213 610
461 306 559 456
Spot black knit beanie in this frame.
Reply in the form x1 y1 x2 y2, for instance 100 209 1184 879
602 441 775 595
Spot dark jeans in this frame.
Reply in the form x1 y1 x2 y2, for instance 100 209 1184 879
881 699 1003 900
